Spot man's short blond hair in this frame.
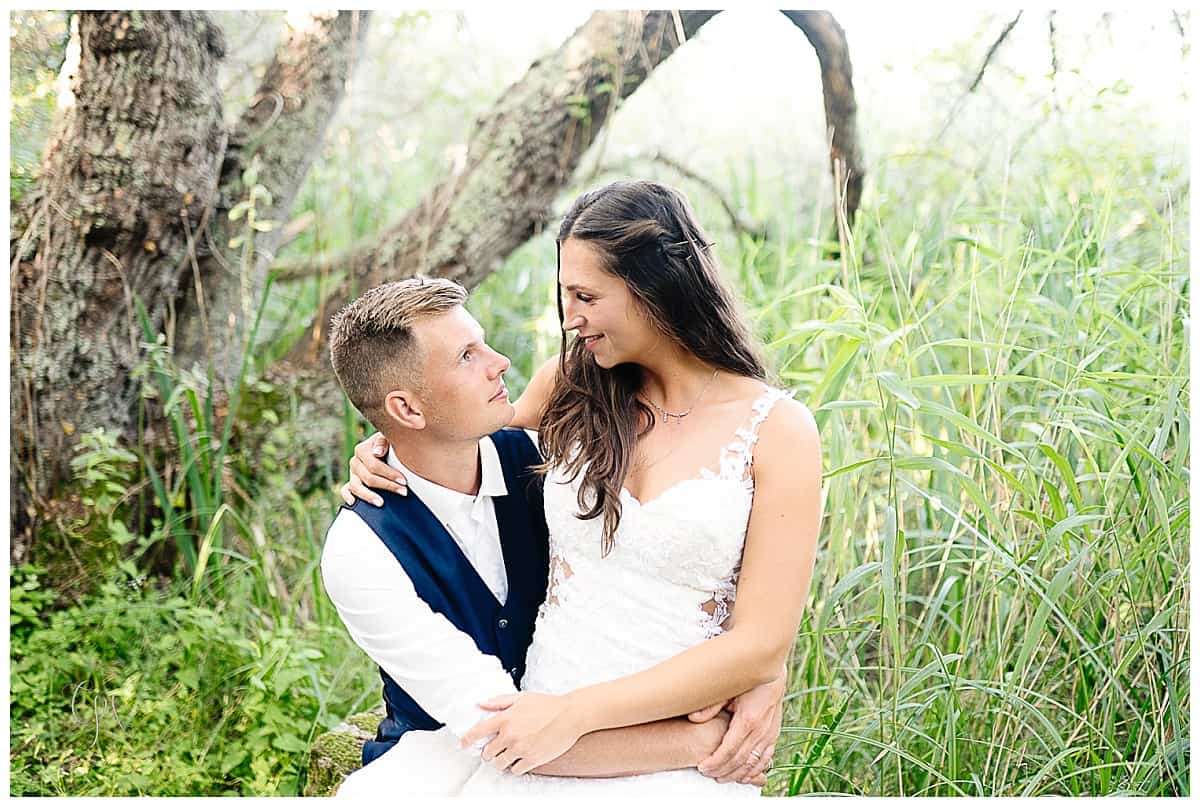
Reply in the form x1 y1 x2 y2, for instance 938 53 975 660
329 276 468 427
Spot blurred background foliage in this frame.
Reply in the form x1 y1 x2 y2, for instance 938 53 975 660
9 8 1189 796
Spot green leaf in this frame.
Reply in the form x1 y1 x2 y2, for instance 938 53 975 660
271 733 308 753
876 371 921 410
1014 550 1084 675
817 561 881 636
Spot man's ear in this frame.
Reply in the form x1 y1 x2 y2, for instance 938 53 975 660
383 389 426 430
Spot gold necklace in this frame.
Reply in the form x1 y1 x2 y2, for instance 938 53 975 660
641 369 719 425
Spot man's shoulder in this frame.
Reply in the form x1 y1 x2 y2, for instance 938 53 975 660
487 426 540 456
324 506 372 554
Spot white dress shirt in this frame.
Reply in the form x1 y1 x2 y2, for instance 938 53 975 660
320 431 539 742
389 438 509 604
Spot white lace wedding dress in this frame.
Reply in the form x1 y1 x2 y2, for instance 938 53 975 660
458 384 790 796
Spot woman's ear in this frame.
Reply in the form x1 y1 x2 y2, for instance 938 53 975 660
383 389 426 430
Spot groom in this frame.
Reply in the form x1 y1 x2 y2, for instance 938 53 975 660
322 277 782 795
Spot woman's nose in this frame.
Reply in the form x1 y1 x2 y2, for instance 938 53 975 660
561 311 583 331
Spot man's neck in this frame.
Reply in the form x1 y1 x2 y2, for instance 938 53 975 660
386 432 483 496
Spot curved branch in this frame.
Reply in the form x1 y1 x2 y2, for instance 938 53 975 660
780 11 864 233
934 12 1023 141
282 10 719 367
173 11 372 379
595 151 767 240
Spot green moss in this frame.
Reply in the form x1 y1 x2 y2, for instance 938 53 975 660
305 730 366 797
303 709 384 797
344 710 384 735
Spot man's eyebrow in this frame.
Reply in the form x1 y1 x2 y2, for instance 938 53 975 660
454 331 486 356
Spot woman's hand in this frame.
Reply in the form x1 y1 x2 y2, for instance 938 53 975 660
339 433 407 506
460 692 586 775
695 674 785 784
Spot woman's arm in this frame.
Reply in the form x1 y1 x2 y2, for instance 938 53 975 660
461 398 822 774
510 355 559 430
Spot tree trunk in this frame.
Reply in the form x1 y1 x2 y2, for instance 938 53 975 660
173 11 370 382
9 11 370 564
10 11 227 562
280 9 718 368
781 11 864 234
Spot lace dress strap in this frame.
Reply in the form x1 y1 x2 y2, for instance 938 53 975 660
716 385 792 485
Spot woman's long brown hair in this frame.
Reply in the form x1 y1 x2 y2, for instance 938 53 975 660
537 180 768 556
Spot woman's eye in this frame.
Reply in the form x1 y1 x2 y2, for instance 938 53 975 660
576 294 594 303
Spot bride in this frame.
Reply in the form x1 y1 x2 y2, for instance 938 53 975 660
344 180 822 794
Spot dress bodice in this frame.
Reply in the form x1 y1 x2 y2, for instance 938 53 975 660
523 384 792 694
458 384 790 798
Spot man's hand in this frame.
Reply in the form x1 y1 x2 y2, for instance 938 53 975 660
695 673 786 785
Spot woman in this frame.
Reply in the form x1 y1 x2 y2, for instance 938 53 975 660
344 180 822 795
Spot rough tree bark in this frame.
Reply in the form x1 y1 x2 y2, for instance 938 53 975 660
278 9 718 368
9 11 370 564
10 12 227 561
781 11 864 234
173 11 370 382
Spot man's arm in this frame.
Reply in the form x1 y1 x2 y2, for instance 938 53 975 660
533 714 731 779
321 510 733 778
321 510 518 739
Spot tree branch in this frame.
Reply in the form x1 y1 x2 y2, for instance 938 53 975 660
595 151 766 240
935 11 1023 141
173 11 371 381
780 10 865 234
280 9 719 367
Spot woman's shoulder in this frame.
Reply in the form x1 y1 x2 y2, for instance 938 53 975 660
752 387 821 470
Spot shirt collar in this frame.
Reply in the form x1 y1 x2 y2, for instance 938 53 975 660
385 435 508 517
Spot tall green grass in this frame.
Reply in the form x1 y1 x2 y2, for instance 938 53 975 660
735 142 1187 796
464 126 1188 796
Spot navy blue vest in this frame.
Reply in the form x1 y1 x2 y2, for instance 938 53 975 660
340 428 549 766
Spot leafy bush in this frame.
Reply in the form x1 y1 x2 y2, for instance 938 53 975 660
10 564 375 795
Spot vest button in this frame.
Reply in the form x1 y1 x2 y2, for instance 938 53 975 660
497 618 509 629
509 667 519 677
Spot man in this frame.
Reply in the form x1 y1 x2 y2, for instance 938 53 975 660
323 277 782 796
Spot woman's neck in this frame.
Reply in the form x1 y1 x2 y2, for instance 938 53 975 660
636 341 720 412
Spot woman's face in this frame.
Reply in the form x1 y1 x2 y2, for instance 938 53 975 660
558 237 659 369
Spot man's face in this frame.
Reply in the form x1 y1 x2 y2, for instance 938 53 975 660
409 306 515 441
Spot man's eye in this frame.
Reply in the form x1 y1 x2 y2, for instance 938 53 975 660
461 350 472 361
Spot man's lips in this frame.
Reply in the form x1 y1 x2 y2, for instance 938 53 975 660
489 385 508 402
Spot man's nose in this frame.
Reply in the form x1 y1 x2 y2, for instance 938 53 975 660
489 350 511 377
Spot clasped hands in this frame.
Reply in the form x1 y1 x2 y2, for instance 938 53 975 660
459 675 785 785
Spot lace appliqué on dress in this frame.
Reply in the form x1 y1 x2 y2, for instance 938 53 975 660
699 564 739 638
539 552 574 619
695 385 791 638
